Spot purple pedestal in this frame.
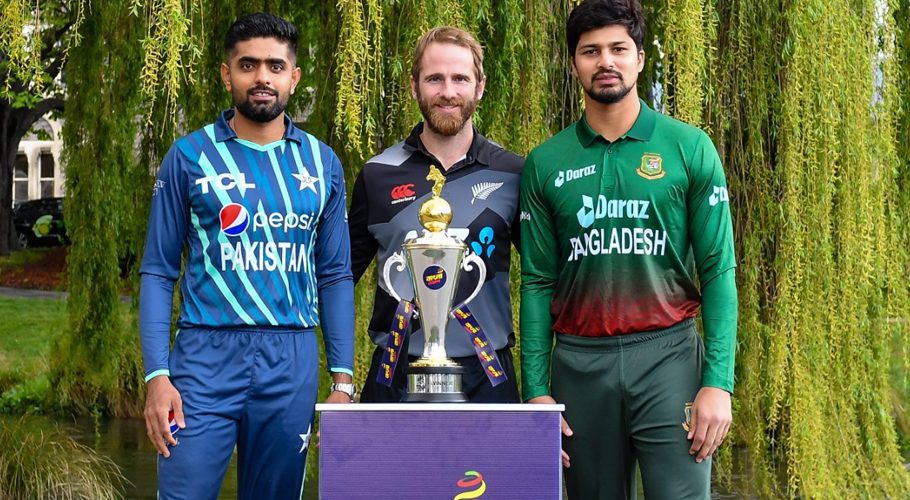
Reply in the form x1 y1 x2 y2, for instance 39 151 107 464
316 403 564 499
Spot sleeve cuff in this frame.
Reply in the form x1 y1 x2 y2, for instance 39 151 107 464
329 367 354 376
144 369 170 383
522 386 550 402
701 377 734 394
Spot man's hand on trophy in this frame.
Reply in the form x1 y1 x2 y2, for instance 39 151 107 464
528 395 572 468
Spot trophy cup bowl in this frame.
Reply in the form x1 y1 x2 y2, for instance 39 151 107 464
381 167 486 402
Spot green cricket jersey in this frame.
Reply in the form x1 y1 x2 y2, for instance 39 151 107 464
520 100 737 399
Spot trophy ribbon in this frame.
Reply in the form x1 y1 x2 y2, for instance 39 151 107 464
451 305 508 387
376 299 415 387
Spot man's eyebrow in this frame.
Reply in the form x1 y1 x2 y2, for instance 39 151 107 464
579 40 631 49
423 71 472 79
237 56 289 65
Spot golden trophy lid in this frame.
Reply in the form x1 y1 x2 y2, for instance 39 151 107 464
419 166 452 233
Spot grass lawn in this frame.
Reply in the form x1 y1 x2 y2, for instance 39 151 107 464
0 296 67 381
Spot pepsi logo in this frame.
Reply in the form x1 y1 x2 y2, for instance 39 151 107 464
220 203 250 236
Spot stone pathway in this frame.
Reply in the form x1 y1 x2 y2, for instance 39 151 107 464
0 286 130 303
0 286 67 300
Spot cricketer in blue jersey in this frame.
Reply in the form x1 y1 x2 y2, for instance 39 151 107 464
138 13 355 500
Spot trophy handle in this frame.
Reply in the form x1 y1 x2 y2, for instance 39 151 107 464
382 252 406 304
454 252 486 310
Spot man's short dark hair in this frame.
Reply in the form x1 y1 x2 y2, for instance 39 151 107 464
224 12 298 60
566 0 645 55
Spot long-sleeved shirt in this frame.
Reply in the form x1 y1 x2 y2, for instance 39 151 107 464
139 110 354 382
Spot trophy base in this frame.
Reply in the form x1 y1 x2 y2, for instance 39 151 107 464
403 364 467 403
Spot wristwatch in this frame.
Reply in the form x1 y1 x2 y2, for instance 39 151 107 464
330 382 357 401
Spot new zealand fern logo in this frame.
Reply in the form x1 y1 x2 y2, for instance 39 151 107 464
453 470 486 499
471 182 503 204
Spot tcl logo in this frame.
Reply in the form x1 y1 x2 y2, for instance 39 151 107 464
391 183 416 200
196 173 256 196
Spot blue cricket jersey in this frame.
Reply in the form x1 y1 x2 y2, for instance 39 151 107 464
139 110 354 381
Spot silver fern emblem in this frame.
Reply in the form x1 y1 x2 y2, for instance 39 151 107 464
471 182 504 204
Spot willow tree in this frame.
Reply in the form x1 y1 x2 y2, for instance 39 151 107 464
706 0 784 492
710 0 910 496
42 0 910 496
50 0 148 417
894 0 910 451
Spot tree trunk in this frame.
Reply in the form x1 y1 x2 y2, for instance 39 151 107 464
0 106 21 257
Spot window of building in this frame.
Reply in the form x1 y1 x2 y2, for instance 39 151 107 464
14 154 29 204
40 152 55 198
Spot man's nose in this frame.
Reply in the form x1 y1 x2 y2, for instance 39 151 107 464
440 79 458 99
597 52 614 71
254 65 272 86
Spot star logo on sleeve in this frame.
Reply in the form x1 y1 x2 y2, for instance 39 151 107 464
292 171 319 193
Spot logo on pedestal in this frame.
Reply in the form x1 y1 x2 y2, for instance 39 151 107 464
453 470 486 499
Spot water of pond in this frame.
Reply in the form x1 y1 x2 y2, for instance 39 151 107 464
62 417 775 499
68 417 319 500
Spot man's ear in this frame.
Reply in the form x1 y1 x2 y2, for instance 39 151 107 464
570 57 578 79
410 75 418 100
291 66 301 95
221 62 232 92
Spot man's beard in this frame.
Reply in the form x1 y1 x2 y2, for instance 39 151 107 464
234 85 288 123
585 70 634 105
417 92 478 136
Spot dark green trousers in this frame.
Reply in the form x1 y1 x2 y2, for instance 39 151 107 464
552 319 711 500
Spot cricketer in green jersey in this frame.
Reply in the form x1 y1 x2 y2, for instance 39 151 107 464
520 1 737 498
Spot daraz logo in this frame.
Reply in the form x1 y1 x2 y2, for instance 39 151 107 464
555 164 596 187
577 195 652 228
577 195 596 228
453 470 486 499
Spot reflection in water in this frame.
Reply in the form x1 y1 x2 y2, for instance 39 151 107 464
69 417 318 500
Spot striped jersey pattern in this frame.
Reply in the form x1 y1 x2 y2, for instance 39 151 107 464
141 110 352 330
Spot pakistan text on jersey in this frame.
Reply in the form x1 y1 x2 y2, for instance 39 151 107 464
221 242 311 272
568 227 668 261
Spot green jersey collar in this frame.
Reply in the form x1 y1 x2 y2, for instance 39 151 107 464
576 99 657 146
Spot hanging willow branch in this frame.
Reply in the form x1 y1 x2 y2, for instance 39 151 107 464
54 0 147 417
1 0 44 96
334 0 383 163
132 0 202 127
657 0 713 126
711 0 910 495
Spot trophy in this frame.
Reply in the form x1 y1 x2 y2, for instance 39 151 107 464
382 166 486 402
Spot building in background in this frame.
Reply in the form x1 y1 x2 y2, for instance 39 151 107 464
14 115 64 206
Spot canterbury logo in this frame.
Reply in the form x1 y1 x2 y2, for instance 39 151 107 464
471 182 503 204
391 183 416 200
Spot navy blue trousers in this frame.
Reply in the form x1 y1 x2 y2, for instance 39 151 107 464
157 328 318 500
